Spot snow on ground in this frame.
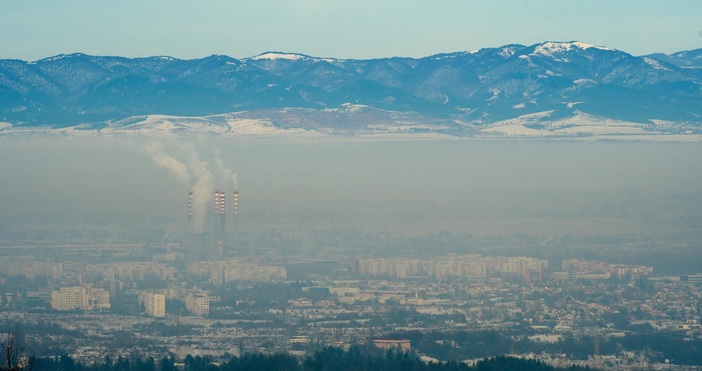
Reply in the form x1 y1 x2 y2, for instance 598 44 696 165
643 57 671 71
99 114 230 137
479 111 658 137
487 88 501 101
0 109 699 141
248 52 307 61
226 118 274 134
357 131 457 140
532 42 580 61
556 124 649 135
488 110 554 125
547 112 646 129
531 41 611 60
340 103 370 113
481 124 551 137
225 118 309 136
649 119 676 130
498 46 518 58
573 78 596 85
419 355 440 364
480 111 555 136
366 123 453 133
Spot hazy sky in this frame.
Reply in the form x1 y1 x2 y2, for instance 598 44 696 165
1 138 701 237
2 0 701 61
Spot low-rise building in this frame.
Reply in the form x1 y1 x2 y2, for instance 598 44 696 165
373 339 411 351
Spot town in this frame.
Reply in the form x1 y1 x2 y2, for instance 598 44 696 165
1 235 700 370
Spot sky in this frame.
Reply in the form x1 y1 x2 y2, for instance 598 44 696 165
1 0 701 61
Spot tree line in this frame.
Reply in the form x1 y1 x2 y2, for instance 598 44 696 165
22 347 594 371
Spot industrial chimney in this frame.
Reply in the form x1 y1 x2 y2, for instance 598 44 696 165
188 191 193 226
232 190 239 217
231 190 239 250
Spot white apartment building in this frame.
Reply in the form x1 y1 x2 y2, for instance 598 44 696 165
358 255 546 280
185 291 210 316
188 260 286 284
51 286 111 311
139 292 166 317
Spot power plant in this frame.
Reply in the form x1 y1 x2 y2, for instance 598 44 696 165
187 189 239 261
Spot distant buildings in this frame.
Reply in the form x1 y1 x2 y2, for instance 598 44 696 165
373 339 411 351
357 255 548 281
139 291 166 317
561 259 653 278
50 286 110 311
185 290 210 316
83 262 177 281
187 260 286 284
0 257 63 280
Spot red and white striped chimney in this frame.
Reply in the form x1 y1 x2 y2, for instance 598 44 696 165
232 190 239 217
220 192 226 216
188 192 193 221
214 191 221 213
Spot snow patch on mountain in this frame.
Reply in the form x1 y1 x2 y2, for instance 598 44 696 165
549 113 651 135
479 111 657 137
98 115 227 137
531 41 612 61
499 46 519 58
481 124 551 137
92 113 320 137
340 103 370 113
487 88 501 101
643 57 671 71
224 117 313 136
249 52 308 61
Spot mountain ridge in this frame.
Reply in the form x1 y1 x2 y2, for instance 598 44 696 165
1 41 701 138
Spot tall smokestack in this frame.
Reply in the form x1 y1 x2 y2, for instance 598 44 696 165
188 192 193 224
220 193 226 217
232 191 239 217
219 192 226 236
211 190 225 258
230 190 239 251
214 191 221 240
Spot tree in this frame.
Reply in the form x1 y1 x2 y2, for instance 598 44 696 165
1 323 32 371
159 356 175 371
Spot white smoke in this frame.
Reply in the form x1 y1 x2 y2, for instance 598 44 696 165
143 142 191 184
144 141 237 235
187 150 215 234
214 156 238 190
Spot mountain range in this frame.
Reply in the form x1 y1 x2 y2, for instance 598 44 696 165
1 41 701 137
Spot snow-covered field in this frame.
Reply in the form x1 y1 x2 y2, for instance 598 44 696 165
0 111 699 141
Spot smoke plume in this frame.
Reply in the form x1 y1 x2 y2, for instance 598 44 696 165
187 150 215 233
215 156 238 190
144 141 238 234
143 142 191 185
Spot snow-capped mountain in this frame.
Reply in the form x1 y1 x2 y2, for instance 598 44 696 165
1 41 701 137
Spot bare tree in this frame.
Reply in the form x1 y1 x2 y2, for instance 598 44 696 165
1 323 32 371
